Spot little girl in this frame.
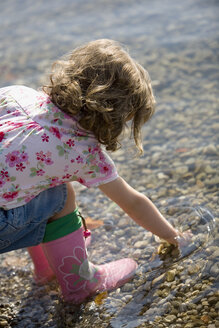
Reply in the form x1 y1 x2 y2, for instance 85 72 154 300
0 39 186 304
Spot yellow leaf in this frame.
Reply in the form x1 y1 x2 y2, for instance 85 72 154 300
94 291 108 305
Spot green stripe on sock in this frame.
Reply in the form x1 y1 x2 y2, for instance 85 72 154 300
43 208 82 243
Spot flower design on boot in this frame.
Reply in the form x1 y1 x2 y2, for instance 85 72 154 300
58 246 105 293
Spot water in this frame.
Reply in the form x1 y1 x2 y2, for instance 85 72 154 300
100 204 217 328
0 0 218 327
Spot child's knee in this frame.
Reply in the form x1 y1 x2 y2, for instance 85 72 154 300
49 183 76 222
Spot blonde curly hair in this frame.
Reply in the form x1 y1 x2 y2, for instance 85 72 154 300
43 39 155 154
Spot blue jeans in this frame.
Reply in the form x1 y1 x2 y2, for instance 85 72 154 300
0 184 67 253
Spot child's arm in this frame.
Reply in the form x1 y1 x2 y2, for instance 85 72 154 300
99 177 179 245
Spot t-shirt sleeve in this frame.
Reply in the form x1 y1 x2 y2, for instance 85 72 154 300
76 145 119 188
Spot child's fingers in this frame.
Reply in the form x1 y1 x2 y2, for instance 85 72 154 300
175 230 193 247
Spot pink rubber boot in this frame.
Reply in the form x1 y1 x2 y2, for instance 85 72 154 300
28 236 91 285
42 227 138 304
28 245 55 285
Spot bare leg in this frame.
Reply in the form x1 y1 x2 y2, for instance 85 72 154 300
48 183 77 222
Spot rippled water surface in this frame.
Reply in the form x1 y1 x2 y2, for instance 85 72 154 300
0 0 218 327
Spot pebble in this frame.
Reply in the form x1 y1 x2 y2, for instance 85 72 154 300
175 166 189 175
166 269 176 282
187 264 200 275
210 262 219 276
164 314 177 323
133 240 148 248
203 145 218 156
152 274 165 286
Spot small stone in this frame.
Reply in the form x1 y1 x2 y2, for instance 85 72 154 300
188 264 200 275
0 321 8 327
132 249 142 258
184 324 194 328
122 283 133 292
175 166 189 175
152 273 165 286
206 176 219 186
208 296 218 305
134 240 148 248
210 262 219 276
117 218 128 227
143 281 151 291
180 303 188 312
204 165 216 173
201 315 210 323
172 300 181 308
211 248 219 258
164 314 176 323
203 144 218 155
157 172 169 180
166 269 176 282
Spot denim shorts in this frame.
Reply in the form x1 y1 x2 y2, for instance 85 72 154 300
0 184 67 254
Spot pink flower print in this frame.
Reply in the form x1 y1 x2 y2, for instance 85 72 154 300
71 159 75 163
20 152 28 162
36 169 45 176
45 157 53 165
75 131 85 137
58 246 100 292
2 191 18 201
36 95 46 102
62 173 72 180
0 169 9 179
49 127 62 139
90 158 98 165
0 132 5 142
25 195 35 203
49 177 61 187
16 163 26 172
0 179 6 187
99 162 113 175
64 165 69 172
5 151 21 167
66 139 75 147
99 152 105 161
36 151 46 162
41 133 49 142
91 146 100 155
76 156 83 164
46 151 52 157
12 110 20 117
78 177 85 184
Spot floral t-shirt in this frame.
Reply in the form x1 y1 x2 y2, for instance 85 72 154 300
0 85 118 210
